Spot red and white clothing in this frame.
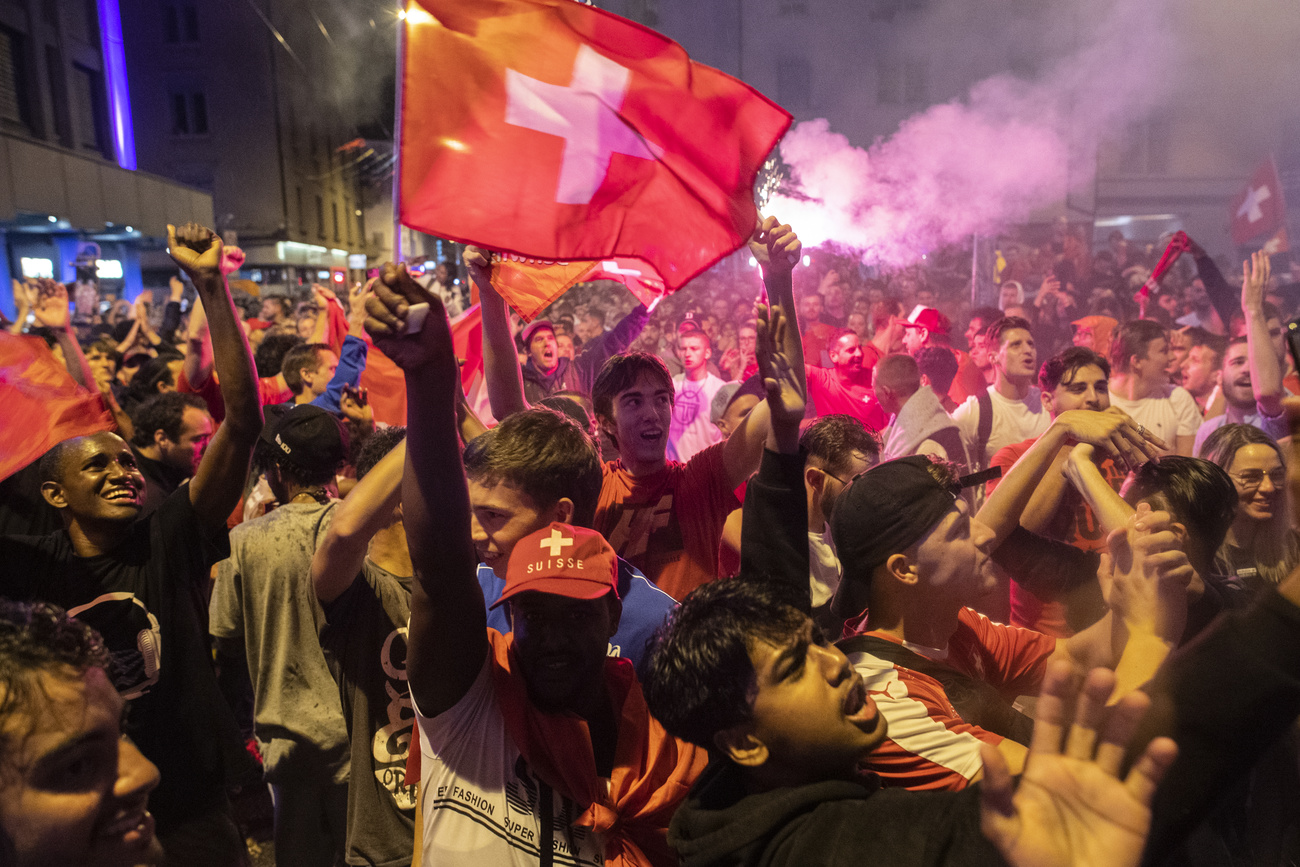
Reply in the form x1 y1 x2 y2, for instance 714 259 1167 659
595 443 739 601
844 608 1055 791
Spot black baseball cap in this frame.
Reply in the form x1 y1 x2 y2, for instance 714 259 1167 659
260 403 348 474
828 455 959 619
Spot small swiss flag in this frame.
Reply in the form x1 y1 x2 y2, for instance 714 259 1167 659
1230 158 1288 246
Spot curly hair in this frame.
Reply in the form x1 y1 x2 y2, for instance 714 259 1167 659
0 601 113 771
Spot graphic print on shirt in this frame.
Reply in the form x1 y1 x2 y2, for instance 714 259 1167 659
68 592 161 699
374 625 417 811
603 492 684 576
503 757 597 864
431 752 602 866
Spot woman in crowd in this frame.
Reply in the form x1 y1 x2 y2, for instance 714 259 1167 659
1200 423 1300 592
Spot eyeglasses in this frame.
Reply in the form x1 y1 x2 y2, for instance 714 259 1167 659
1231 469 1286 491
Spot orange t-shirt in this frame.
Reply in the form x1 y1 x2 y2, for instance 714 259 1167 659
595 442 739 601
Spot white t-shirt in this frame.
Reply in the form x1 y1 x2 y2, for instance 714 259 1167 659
415 658 606 867
953 387 1051 466
1109 385 1202 454
668 372 728 462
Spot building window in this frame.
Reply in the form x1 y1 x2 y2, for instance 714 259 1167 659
296 186 305 237
71 64 109 155
776 58 811 111
332 201 340 242
316 195 325 239
877 60 928 105
0 27 33 134
164 3 199 43
344 197 352 244
170 91 209 136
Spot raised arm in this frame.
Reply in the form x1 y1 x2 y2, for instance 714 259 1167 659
1241 251 1283 417
365 263 486 719
1188 238 1237 330
721 217 802 488
465 247 529 419
313 439 406 604
738 302 810 606
977 410 1161 548
1053 507 1190 699
27 280 96 392
169 223 263 529
1061 443 1136 538
572 301 649 386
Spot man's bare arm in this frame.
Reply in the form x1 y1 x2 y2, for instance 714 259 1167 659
366 264 487 719
169 223 263 529
313 440 406 604
465 247 529 420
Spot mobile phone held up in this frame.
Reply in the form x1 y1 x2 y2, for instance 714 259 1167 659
1287 319 1300 378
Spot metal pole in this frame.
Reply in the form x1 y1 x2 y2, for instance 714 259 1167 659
392 0 408 263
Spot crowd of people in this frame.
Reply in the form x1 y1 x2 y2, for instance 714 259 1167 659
3 211 1300 867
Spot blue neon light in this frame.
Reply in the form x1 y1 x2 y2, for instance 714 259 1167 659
97 0 137 170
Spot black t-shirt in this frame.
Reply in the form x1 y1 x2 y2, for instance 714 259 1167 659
0 462 61 537
321 560 416 867
130 446 190 518
0 485 253 829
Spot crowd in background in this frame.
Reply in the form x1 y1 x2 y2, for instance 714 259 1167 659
3 215 1300 867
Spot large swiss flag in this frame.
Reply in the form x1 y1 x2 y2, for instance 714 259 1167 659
1230 158 1288 246
399 0 791 291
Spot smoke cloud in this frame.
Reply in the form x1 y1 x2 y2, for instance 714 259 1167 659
766 0 1300 266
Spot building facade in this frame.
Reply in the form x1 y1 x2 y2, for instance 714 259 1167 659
0 0 211 319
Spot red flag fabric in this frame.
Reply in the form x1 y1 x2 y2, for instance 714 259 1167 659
0 332 114 481
580 257 665 309
489 254 595 322
399 0 791 291
1262 225 1290 255
488 253 667 322
357 342 408 428
1231 158 1288 246
450 303 484 395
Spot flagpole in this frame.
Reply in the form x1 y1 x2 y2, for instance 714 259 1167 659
392 0 408 263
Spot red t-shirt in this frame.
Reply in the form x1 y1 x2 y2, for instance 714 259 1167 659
595 442 739 601
806 365 889 430
948 348 987 405
845 607 1056 791
986 437 1126 636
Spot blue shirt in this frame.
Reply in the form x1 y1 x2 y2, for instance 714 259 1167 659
310 334 367 414
477 557 676 678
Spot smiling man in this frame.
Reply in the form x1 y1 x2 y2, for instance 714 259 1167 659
0 223 261 867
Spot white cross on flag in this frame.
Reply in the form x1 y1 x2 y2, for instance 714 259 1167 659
1230 158 1288 246
397 0 790 292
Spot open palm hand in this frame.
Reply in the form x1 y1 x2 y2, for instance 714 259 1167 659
980 663 1177 867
